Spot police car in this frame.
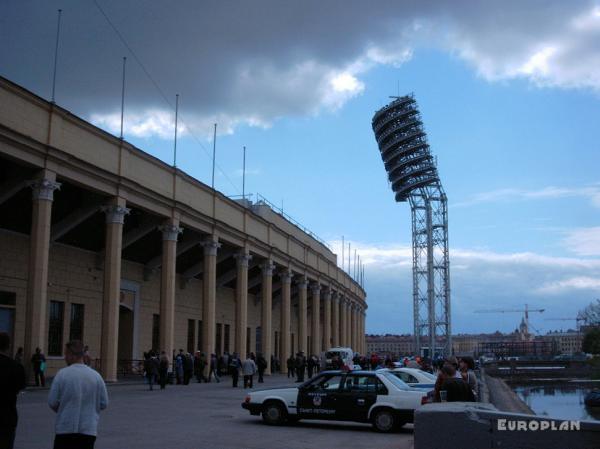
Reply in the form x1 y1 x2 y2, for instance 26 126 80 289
241 369 428 432
390 367 437 390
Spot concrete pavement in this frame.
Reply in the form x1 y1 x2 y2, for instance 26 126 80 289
15 373 414 449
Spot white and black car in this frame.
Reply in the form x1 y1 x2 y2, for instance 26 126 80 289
241 369 428 432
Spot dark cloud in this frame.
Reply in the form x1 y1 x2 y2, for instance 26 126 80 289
1 1 597 137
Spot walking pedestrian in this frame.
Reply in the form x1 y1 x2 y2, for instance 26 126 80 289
48 340 108 449
295 352 306 383
307 354 316 378
229 353 241 387
0 333 26 449
242 355 256 388
193 351 205 383
183 352 193 385
175 350 184 384
31 347 46 387
83 346 91 366
256 353 267 383
13 347 23 365
209 353 220 383
158 351 169 389
286 356 295 378
143 351 159 391
222 352 230 376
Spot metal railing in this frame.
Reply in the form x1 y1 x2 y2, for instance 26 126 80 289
229 192 332 251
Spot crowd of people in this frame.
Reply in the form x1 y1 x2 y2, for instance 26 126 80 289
2 330 482 449
142 349 274 390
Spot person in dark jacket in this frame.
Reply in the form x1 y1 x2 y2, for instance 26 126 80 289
295 352 306 383
209 353 220 383
183 352 193 385
143 351 159 391
440 364 475 402
0 332 26 449
256 353 267 383
286 356 295 378
31 347 46 387
158 351 169 389
307 355 319 378
229 353 241 387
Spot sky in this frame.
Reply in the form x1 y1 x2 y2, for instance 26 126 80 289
2 0 600 336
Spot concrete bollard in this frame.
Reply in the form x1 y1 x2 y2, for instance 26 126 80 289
414 402 600 449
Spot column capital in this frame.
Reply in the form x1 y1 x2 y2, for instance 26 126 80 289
202 237 221 256
331 291 339 302
159 224 183 241
279 269 293 283
322 287 332 300
29 179 61 201
296 276 308 289
310 283 321 295
234 251 252 267
101 204 130 224
260 261 275 276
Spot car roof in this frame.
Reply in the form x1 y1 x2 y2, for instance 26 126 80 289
318 370 377 376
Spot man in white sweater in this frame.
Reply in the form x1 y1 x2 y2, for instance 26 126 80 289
48 340 108 449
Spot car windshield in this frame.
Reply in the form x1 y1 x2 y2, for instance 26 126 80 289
325 351 347 359
380 372 411 391
419 371 436 381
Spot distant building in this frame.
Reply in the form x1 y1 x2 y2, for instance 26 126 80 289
543 330 583 355
366 334 415 357
367 328 584 359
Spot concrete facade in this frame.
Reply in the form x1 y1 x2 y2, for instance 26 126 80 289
0 77 367 381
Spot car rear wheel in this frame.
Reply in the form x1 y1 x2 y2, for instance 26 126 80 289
372 409 396 433
262 401 286 425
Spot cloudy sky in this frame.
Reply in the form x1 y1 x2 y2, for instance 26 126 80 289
2 1 600 335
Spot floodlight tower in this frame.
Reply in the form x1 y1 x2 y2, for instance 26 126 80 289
371 94 451 357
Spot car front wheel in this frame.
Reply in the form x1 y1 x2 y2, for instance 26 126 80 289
372 409 396 433
262 401 286 425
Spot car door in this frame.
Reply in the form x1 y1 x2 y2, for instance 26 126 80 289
297 373 344 420
336 374 381 422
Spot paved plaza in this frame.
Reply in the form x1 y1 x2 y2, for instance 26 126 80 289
15 374 414 449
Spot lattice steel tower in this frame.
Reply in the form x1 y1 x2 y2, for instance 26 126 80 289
372 94 451 357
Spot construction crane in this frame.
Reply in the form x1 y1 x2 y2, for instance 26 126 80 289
474 304 545 339
544 317 585 331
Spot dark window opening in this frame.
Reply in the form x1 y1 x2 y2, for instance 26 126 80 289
69 303 84 342
48 301 65 356
152 314 160 351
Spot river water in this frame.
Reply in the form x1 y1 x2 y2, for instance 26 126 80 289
512 381 600 422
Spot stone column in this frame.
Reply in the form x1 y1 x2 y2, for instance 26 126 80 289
350 304 356 351
279 269 292 373
310 283 321 356
159 221 182 358
24 173 60 378
297 276 308 353
202 235 220 376
331 292 339 347
322 288 331 351
361 309 366 354
339 296 347 347
234 249 251 358
100 198 129 381
345 300 352 349
260 260 274 374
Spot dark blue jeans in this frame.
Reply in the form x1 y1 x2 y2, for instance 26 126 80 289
54 433 96 449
